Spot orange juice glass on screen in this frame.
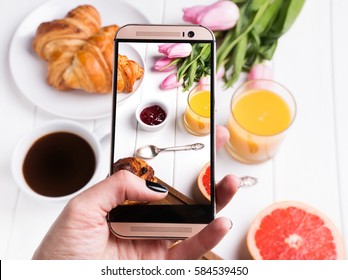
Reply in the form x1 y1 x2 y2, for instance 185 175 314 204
226 80 296 164
183 84 210 136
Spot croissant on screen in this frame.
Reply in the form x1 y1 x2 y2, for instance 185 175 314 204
32 5 144 94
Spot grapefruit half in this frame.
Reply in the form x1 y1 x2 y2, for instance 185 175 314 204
197 162 211 201
247 201 345 260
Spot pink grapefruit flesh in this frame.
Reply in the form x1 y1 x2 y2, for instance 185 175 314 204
197 162 210 201
247 201 345 260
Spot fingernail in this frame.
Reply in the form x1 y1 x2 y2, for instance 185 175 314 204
146 180 168 193
229 219 233 229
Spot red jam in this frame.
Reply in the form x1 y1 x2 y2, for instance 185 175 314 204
140 105 166 126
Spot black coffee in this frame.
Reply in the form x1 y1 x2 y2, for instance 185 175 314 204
22 132 96 197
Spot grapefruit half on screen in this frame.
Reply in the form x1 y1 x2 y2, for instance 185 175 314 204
197 162 211 201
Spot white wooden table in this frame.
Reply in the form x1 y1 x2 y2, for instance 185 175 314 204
1 0 347 260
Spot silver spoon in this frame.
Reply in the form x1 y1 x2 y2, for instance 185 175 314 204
135 143 204 159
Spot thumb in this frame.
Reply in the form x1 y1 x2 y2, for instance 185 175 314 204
75 170 168 216
169 217 232 259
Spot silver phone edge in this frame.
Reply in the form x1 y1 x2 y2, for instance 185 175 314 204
115 24 215 41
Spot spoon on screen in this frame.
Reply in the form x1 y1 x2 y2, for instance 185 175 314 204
135 143 205 159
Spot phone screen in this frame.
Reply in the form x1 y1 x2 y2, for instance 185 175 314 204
109 30 215 226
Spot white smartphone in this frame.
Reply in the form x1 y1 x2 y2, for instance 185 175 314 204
108 24 216 239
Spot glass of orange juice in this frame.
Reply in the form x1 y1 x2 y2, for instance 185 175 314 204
183 84 211 136
226 80 296 164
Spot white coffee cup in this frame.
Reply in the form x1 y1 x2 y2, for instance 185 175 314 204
11 119 109 202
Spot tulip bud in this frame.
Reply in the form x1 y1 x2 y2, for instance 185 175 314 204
183 5 206 23
158 43 192 58
216 65 225 80
160 73 183 89
153 57 176 72
198 75 210 85
183 1 239 31
248 63 273 80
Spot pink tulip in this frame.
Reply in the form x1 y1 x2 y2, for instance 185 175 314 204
183 1 239 31
158 43 192 58
198 75 210 85
154 57 177 72
216 65 225 80
183 5 206 23
160 73 183 89
248 63 273 80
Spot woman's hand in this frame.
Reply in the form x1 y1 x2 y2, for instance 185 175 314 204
33 125 238 259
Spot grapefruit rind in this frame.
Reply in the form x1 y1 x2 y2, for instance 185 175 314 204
197 162 210 201
246 201 346 260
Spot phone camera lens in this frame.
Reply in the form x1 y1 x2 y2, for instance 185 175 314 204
187 31 195 38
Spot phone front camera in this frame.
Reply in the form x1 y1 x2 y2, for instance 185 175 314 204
188 31 195 38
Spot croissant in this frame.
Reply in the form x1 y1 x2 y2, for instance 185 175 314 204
32 5 101 61
117 54 144 93
61 25 118 93
62 25 144 94
47 25 143 94
33 5 143 94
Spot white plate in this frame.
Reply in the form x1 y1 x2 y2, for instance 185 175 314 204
116 44 145 105
9 0 149 120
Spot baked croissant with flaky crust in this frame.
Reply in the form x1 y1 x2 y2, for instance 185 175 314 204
117 54 144 93
60 25 119 93
62 25 144 93
35 24 144 93
33 5 144 94
32 5 101 61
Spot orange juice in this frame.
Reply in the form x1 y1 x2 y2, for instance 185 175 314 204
226 81 295 163
189 90 210 118
183 85 210 136
233 89 291 135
